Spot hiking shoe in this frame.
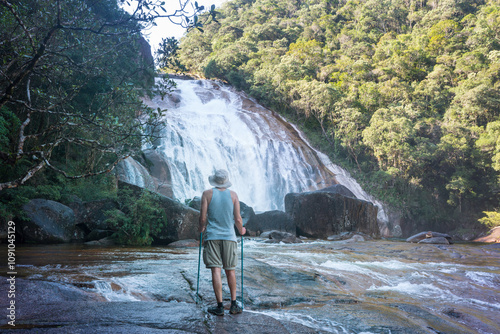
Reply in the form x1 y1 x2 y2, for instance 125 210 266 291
208 305 224 316
229 303 243 314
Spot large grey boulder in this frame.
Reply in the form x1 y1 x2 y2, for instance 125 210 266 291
142 149 174 198
262 230 302 244
246 210 294 235
240 201 255 227
118 181 199 244
21 199 84 243
285 186 379 239
406 231 453 243
71 198 118 232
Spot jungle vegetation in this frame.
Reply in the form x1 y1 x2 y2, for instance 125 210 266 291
0 0 214 243
174 0 500 233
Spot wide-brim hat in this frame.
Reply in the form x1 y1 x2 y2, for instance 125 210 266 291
209 169 232 188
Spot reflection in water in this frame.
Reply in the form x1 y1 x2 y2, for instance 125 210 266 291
14 240 500 333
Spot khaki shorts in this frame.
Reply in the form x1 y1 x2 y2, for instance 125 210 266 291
203 240 237 270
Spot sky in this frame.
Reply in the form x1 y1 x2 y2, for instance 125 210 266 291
125 0 229 54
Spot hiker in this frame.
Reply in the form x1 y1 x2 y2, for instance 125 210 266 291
198 169 246 316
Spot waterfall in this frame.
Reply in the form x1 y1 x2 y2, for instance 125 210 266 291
132 78 387 222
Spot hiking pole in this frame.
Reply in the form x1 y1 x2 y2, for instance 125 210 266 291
196 232 203 304
241 233 244 309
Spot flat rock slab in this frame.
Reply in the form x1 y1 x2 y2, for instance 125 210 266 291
0 279 323 334
1 301 325 334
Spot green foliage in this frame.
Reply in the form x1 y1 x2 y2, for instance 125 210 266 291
177 0 500 229
478 211 500 229
106 188 166 246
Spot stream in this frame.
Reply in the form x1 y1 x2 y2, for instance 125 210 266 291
3 239 499 333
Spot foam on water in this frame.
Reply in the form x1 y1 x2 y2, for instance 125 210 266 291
247 310 351 334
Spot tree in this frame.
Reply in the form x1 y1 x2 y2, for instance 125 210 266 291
0 0 216 190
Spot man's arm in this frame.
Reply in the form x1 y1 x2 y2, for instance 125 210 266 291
199 190 210 233
231 191 246 236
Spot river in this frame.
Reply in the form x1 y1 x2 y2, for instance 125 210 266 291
3 239 499 333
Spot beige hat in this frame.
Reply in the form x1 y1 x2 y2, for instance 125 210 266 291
209 169 232 188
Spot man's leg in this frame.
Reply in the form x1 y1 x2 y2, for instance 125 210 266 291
225 269 237 301
211 267 223 303
225 269 242 314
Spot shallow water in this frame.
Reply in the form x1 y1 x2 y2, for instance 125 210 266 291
9 239 500 333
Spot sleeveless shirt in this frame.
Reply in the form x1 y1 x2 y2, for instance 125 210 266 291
205 188 237 242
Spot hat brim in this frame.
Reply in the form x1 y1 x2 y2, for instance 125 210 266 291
209 175 232 188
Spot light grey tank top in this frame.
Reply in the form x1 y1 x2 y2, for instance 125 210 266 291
205 188 237 242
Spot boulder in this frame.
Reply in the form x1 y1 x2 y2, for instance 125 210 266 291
418 237 450 245
343 234 366 243
142 149 174 198
21 199 84 243
188 196 201 210
240 201 256 227
85 229 114 242
263 231 302 244
118 181 199 244
167 239 199 248
327 232 353 241
84 236 115 246
71 199 118 232
406 231 453 243
317 184 356 198
285 188 379 239
246 210 294 235
473 227 500 243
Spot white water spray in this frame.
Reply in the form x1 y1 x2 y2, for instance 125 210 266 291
131 78 387 221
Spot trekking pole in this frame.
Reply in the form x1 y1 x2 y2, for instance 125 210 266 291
196 232 202 304
241 233 244 309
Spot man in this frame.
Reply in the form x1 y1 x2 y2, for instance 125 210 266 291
199 169 246 316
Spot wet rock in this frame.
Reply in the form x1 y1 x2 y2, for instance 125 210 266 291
168 239 200 248
474 226 500 243
263 231 302 244
85 236 115 246
285 187 379 239
116 156 157 191
20 199 84 243
240 201 256 227
343 234 366 243
327 232 352 241
188 196 201 210
407 231 453 243
118 181 200 244
318 184 356 198
142 149 174 198
73 199 118 232
246 210 294 235
418 237 450 245
85 229 113 242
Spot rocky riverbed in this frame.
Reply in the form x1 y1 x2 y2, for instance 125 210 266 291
1 239 499 333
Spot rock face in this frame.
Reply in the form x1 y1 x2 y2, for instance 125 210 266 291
118 181 199 244
246 210 294 235
285 186 380 239
240 201 256 227
142 149 174 198
21 199 84 243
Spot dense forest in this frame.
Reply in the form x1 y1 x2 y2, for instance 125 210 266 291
0 0 208 244
173 0 500 234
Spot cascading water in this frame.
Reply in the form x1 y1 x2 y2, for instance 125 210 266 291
135 78 387 221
